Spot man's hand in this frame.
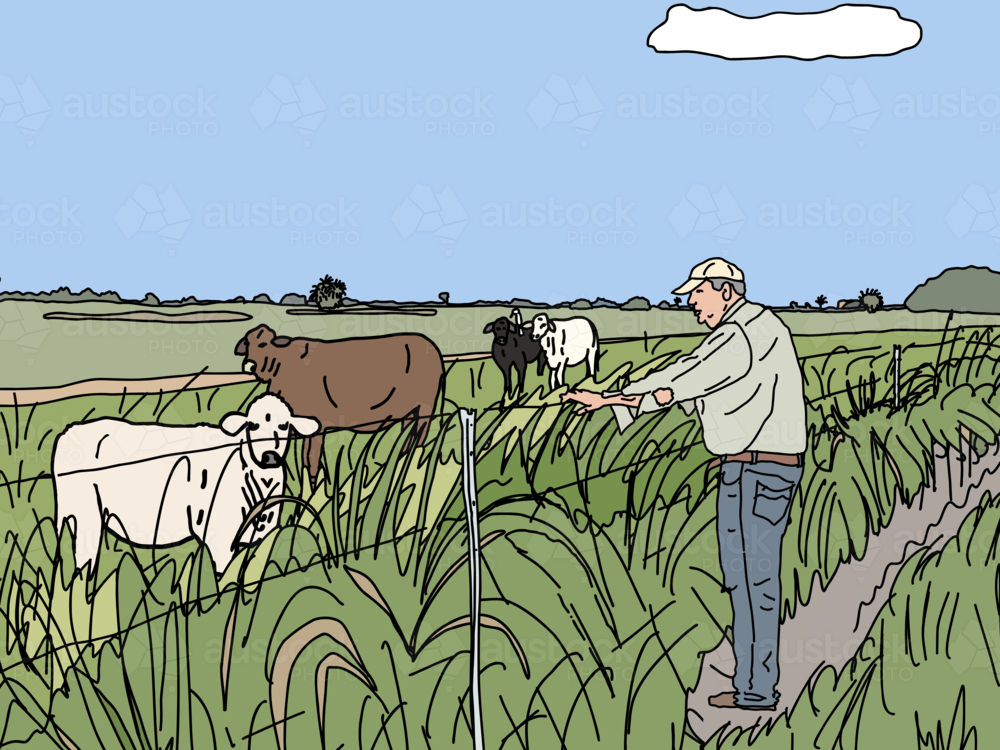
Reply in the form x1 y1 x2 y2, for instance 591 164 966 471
561 389 604 415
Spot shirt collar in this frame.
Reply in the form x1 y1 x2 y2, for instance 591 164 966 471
719 297 746 324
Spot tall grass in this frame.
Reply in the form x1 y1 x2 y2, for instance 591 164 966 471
1 326 999 748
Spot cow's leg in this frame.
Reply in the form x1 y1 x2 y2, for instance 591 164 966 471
303 434 325 484
536 356 545 376
202 519 236 576
514 361 526 395
57 481 103 576
502 364 513 397
414 410 431 448
587 346 598 379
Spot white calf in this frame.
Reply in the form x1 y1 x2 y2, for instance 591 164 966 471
529 313 599 389
53 393 320 576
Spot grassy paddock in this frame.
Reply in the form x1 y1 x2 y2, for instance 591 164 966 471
1 326 999 747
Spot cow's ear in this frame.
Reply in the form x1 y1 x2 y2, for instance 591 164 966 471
547 320 556 332
289 415 321 437
272 336 291 347
220 412 247 436
234 338 248 356
483 322 494 334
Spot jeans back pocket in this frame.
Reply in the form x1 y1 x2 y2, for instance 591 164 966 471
752 478 795 526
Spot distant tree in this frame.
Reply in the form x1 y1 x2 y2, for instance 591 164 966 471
789 301 798 308
673 296 682 306
439 292 450 305
141 292 159 306
815 294 828 308
859 288 884 314
621 296 651 311
308 275 346 309
803 301 812 308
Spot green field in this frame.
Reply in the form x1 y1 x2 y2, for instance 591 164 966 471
0 298 990 387
1 307 1000 748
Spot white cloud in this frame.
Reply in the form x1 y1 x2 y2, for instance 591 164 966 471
647 4 921 60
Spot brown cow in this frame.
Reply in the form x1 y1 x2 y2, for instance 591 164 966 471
234 325 444 482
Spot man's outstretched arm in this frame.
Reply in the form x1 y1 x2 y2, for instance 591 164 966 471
561 388 673 414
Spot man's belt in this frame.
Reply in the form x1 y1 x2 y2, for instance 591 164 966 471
707 451 803 470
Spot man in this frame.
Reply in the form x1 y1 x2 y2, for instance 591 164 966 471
562 257 806 711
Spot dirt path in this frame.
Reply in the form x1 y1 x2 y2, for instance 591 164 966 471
686 440 1000 743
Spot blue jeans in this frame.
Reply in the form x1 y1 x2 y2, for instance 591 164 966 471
717 460 802 707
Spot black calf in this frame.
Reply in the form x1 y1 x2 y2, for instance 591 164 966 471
483 316 545 396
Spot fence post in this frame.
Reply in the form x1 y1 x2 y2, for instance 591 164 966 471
893 344 901 409
459 408 484 750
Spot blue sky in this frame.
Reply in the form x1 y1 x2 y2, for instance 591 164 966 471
0 1 995 306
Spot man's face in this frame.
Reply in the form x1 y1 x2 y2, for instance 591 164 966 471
688 280 731 328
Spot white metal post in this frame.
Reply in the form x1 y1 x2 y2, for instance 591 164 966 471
893 344 901 409
458 408 484 750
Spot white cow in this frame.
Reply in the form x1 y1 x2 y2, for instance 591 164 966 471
529 313 599 389
53 393 320 576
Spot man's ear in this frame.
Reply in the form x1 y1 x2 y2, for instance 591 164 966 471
722 284 733 301
272 335 292 347
220 413 248 436
483 322 494 334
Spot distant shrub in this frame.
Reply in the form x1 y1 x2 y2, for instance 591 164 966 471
592 297 618 308
280 293 308 305
657 300 671 309
309 275 346 309
141 292 160 306
570 299 592 309
859 288 884 313
621 296 651 311
438 292 450 305
252 293 273 304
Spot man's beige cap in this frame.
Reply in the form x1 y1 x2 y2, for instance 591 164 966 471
672 257 745 295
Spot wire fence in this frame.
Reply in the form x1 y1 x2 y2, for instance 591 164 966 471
0 347 957 495
1 430 710 672
2 325 994 679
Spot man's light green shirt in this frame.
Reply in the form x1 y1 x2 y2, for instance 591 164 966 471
609 299 807 456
